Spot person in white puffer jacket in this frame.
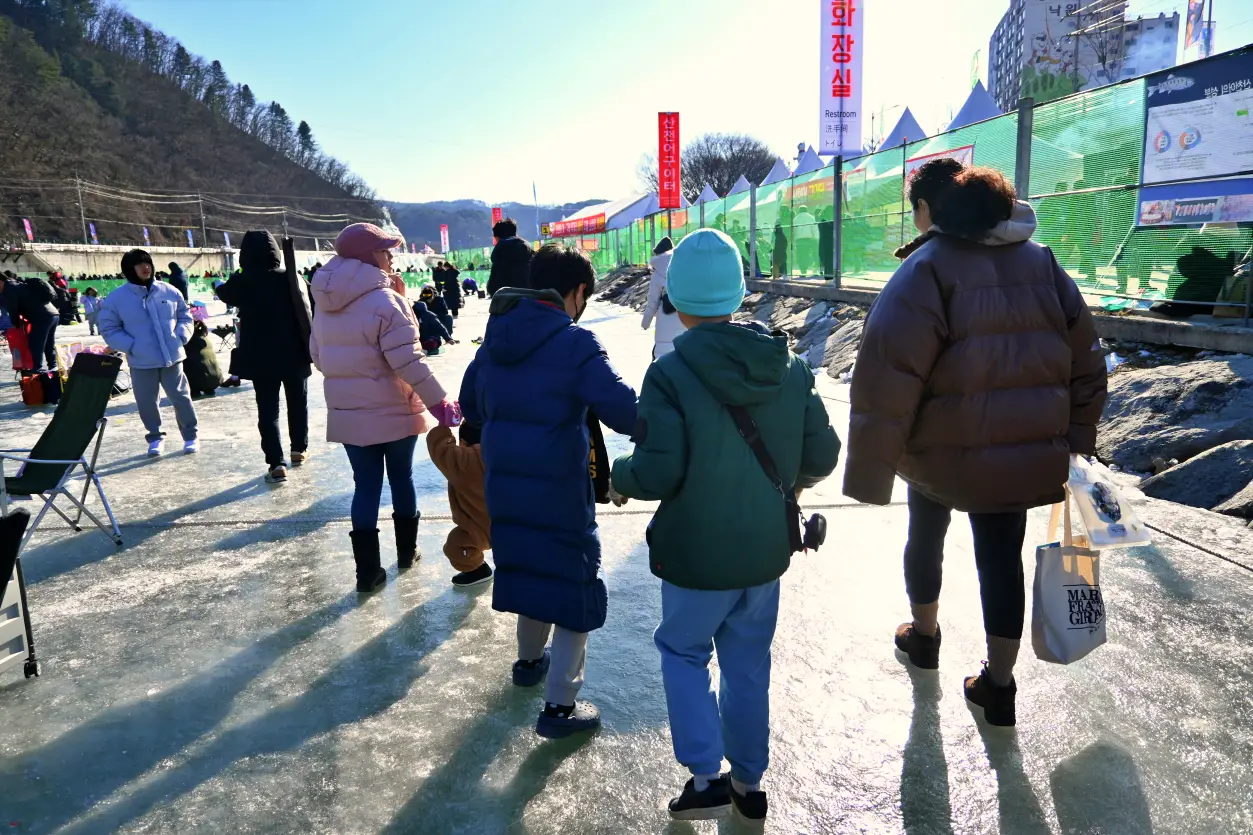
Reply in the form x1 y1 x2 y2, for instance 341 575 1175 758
642 237 685 359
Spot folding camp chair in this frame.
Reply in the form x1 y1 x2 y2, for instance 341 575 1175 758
0 353 124 554
0 509 39 679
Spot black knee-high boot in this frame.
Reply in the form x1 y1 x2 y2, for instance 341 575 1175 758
393 513 421 570
350 529 386 593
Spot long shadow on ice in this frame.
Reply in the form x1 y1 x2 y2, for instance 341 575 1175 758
22 479 268 585
380 685 593 834
899 664 954 835
977 724 1050 835
1049 740 1154 835
0 592 357 833
56 586 475 835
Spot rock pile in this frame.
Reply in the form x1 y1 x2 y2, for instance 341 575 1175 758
594 267 868 379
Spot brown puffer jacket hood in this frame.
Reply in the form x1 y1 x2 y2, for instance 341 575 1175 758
843 215 1107 513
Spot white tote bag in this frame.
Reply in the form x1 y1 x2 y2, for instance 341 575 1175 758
1032 492 1107 665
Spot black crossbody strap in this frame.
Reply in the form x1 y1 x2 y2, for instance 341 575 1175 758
724 405 784 493
725 405 805 554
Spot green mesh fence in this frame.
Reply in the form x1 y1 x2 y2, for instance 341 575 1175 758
479 66 1252 306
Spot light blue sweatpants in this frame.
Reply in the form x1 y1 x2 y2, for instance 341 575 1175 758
653 580 780 786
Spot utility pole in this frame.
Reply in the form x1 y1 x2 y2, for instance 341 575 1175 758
197 192 208 250
1206 0 1214 56
75 171 88 245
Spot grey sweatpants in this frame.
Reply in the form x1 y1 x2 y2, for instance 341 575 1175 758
131 363 198 443
517 615 589 707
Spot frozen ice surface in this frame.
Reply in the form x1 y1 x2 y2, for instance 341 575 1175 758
1 299 1251 834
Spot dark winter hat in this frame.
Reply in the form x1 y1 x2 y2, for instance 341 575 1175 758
653 235 674 256
459 422 481 446
414 301 429 314
334 223 402 265
1 269 16 281
120 249 155 281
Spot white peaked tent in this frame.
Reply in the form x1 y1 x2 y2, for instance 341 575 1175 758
696 183 720 203
727 174 753 195
878 108 927 150
946 81 1002 130
794 146 825 176
760 158 793 186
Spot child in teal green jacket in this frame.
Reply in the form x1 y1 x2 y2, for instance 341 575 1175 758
612 229 840 824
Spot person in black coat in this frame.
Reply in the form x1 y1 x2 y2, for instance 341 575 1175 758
215 230 313 482
487 218 533 296
0 270 59 372
441 262 462 317
419 285 454 335
413 301 456 354
167 262 190 301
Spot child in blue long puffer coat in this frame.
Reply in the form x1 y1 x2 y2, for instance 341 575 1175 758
461 244 637 741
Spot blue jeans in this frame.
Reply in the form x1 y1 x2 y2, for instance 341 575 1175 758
654 580 780 786
343 435 419 531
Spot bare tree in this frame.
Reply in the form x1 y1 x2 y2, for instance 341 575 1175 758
638 133 778 201
1067 2 1127 90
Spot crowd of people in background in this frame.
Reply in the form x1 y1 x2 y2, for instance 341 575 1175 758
0 158 1111 824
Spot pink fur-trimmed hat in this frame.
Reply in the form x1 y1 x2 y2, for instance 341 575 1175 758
334 223 402 265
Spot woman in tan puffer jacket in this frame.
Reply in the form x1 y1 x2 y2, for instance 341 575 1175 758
843 160 1107 727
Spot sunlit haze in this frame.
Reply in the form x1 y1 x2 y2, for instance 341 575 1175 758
123 0 1252 205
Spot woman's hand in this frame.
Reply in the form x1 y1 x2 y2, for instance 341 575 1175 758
428 399 462 427
389 274 406 296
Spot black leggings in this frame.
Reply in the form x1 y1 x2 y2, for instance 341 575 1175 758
903 487 1028 639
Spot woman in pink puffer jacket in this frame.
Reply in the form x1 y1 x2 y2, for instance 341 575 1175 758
311 223 457 594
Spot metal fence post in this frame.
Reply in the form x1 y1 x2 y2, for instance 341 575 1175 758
1014 97 1035 200
900 142 909 247
749 186 758 280
833 155 843 288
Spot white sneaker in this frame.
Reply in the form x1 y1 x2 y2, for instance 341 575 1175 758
147 439 164 457
183 439 200 455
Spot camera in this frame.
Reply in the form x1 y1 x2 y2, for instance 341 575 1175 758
802 513 827 552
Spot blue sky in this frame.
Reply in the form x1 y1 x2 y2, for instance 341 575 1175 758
122 0 1252 206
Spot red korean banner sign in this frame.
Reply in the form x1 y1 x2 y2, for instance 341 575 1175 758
491 207 503 225
550 213 606 238
22 218 33 242
819 0 864 156
439 224 450 253
658 112 681 210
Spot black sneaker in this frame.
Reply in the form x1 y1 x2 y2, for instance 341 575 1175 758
452 563 493 587
512 649 550 687
964 663 1017 727
730 784 769 823
894 623 941 669
668 776 731 821
535 700 601 739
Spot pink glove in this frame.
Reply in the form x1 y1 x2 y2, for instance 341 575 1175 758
429 400 462 427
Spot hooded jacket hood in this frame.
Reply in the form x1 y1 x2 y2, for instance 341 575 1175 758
673 320 790 407
414 301 429 314
240 230 283 273
311 255 389 313
981 200 1037 246
483 287 570 365
494 236 532 265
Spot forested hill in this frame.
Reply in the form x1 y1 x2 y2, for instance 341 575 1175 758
387 199 606 252
0 2 378 248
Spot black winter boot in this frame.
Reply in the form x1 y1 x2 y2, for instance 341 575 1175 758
393 513 421 570
350 529 387 593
